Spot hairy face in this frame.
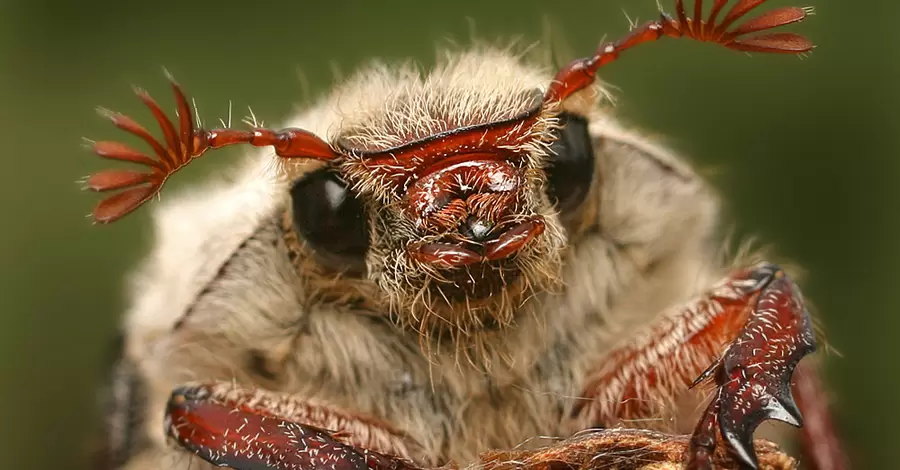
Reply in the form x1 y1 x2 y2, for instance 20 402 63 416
283 51 596 341
353 143 567 338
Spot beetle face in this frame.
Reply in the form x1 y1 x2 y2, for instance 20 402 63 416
358 171 567 337
287 62 572 337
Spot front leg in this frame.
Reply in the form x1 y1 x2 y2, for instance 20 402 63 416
165 383 423 470
162 265 841 470
164 383 797 470
570 263 847 469
686 267 814 469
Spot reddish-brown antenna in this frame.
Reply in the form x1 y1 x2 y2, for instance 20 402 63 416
84 0 814 226
544 0 814 103
84 76 338 224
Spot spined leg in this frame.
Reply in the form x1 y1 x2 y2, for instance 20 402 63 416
569 263 842 469
164 383 797 470
164 383 422 470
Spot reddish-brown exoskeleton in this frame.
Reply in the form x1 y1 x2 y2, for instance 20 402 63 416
87 1 850 469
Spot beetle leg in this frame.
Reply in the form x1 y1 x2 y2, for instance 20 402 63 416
569 263 836 469
165 383 422 470
165 383 795 470
163 264 845 470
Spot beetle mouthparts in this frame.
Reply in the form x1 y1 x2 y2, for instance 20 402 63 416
408 217 545 269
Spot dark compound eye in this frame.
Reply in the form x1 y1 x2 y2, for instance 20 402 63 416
290 168 369 274
545 113 595 216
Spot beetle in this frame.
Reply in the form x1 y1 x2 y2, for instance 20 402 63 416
85 0 849 469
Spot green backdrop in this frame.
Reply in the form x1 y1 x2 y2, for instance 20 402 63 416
1 0 894 468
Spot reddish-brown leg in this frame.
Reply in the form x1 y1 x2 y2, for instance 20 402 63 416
85 76 339 224
569 263 835 469
165 383 422 470
166 383 796 470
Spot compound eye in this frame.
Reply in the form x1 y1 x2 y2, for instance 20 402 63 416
290 168 369 273
545 113 595 216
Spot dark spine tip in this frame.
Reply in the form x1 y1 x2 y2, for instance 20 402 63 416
719 428 759 470
774 388 804 428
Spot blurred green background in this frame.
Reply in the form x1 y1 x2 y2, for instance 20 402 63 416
0 0 895 468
